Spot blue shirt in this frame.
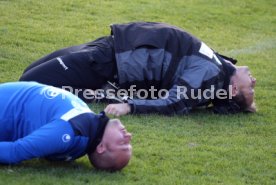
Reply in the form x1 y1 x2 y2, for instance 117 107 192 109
0 82 99 164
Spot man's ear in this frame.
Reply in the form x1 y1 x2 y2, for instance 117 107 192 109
96 142 106 154
231 82 239 97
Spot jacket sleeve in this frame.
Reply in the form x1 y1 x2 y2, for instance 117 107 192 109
0 120 75 164
127 59 221 115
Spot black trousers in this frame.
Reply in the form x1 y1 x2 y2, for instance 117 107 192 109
20 36 117 100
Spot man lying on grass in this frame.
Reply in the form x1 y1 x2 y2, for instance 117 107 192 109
20 22 256 115
0 82 132 171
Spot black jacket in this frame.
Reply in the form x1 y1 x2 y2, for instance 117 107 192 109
111 22 236 115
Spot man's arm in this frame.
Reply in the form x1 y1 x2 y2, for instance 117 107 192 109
105 59 221 116
104 83 200 115
0 120 75 164
128 83 203 115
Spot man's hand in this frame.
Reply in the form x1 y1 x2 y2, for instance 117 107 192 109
104 103 131 116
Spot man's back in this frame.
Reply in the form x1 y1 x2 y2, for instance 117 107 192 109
0 82 95 164
0 82 91 140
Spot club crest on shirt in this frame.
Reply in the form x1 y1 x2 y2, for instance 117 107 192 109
40 87 62 99
62 134 71 142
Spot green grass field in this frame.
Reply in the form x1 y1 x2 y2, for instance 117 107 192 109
0 0 275 184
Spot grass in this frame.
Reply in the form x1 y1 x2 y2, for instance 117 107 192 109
0 0 275 184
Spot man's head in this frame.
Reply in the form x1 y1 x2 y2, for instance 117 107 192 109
230 66 257 112
88 119 132 171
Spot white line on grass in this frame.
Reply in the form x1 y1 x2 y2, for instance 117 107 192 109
226 38 276 56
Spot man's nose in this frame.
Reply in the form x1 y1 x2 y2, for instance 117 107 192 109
252 77 256 87
125 132 132 142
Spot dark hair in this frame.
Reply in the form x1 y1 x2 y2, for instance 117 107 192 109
232 92 247 110
212 100 241 114
212 91 252 114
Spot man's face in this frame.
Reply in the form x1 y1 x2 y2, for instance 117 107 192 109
101 119 132 164
237 66 257 108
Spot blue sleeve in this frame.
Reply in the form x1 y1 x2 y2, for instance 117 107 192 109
0 119 76 164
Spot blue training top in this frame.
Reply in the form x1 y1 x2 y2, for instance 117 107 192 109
0 82 104 164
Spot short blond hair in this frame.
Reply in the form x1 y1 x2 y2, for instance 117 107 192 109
88 144 130 172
